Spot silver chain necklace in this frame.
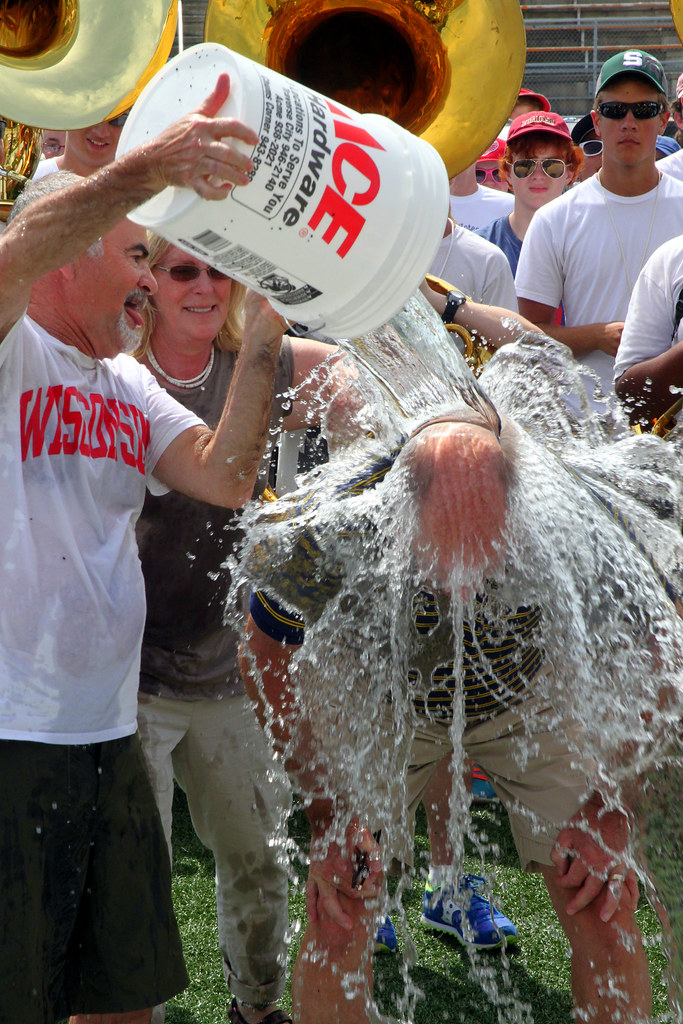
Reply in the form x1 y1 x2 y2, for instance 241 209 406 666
598 171 660 294
147 345 215 389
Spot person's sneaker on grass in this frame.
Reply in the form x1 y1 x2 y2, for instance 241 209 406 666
471 764 498 804
374 915 398 954
421 872 517 949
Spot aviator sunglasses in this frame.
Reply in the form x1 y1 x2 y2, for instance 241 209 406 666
509 158 567 179
475 166 505 184
156 264 230 282
597 101 665 120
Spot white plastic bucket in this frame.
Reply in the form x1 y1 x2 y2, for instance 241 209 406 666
117 43 449 339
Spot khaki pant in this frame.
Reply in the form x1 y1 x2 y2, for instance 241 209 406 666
382 694 593 872
138 691 291 1008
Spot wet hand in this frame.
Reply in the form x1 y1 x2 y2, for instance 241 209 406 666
243 289 289 347
307 820 382 930
551 795 638 921
146 74 258 198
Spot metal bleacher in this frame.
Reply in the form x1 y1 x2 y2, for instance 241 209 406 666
520 2 683 116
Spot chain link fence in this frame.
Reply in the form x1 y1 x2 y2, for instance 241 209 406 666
521 3 683 118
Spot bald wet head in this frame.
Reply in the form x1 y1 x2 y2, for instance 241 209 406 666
397 408 514 592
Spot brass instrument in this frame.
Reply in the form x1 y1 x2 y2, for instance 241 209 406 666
0 118 43 210
204 0 526 178
425 273 493 375
0 0 178 218
0 0 176 129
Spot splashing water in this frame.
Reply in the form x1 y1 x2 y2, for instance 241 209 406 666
233 293 683 1021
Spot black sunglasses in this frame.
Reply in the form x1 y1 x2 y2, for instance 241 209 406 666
0 119 6 141
579 138 603 156
475 166 504 184
107 111 131 128
156 264 230 282
510 158 567 179
597 101 665 120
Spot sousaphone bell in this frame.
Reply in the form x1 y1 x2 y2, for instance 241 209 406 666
203 0 526 178
0 0 178 213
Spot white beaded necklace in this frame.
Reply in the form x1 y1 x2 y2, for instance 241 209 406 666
597 171 660 294
147 345 215 389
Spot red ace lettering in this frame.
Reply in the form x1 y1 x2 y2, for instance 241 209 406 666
307 102 385 258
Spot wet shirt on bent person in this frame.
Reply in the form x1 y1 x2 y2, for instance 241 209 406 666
248 442 544 723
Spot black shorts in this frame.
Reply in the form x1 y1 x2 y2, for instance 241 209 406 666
0 733 188 1023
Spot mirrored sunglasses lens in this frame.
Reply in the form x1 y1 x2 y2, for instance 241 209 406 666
542 159 566 178
108 112 130 128
581 139 602 156
599 103 627 119
512 160 534 178
632 102 661 119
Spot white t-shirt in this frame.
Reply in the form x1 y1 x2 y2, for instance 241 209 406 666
614 236 683 381
516 173 683 400
430 223 518 311
0 316 203 743
449 186 514 232
657 148 683 183
32 156 60 181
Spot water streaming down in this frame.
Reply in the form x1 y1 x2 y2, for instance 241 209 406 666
235 293 683 1019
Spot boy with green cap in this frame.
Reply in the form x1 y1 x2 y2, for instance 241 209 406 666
516 49 683 412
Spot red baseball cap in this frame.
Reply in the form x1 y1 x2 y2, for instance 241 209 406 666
477 137 506 162
517 87 551 112
507 111 571 144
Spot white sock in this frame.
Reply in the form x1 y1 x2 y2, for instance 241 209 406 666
428 864 450 889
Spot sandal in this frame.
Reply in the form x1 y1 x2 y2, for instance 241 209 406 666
228 996 292 1024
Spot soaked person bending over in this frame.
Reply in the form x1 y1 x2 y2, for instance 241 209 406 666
238 301 683 1024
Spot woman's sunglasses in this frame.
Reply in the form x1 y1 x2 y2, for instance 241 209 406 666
509 158 567 179
597 101 665 120
156 264 230 282
579 139 603 157
475 166 504 184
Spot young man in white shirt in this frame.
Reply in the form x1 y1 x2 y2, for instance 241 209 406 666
516 49 683 408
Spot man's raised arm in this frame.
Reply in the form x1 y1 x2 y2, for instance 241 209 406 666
0 74 257 340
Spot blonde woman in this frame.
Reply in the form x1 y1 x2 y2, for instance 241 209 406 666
134 236 335 1024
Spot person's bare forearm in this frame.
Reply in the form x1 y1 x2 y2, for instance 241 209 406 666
198 310 283 506
454 301 542 349
0 74 257 337
615 345 683 426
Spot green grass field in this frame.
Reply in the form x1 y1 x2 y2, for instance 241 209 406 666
164 786 672 1024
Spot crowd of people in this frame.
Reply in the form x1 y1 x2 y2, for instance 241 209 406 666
3 40 683 1024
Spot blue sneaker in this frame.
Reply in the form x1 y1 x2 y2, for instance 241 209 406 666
374 915 397 954
421 874 517 949
471 764 498 804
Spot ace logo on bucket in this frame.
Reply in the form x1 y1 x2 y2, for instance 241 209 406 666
237 80 385 260
119 43 448 338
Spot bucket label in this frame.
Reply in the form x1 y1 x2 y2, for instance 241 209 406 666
231 74 386 261
177 230 322 305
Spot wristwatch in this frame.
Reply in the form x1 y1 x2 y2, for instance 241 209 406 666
441 287 468 324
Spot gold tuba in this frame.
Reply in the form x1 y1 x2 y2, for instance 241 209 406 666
0 0 178 217
204 0 526 178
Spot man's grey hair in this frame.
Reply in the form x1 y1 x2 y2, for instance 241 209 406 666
9 170 82 221
9 170 105 257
